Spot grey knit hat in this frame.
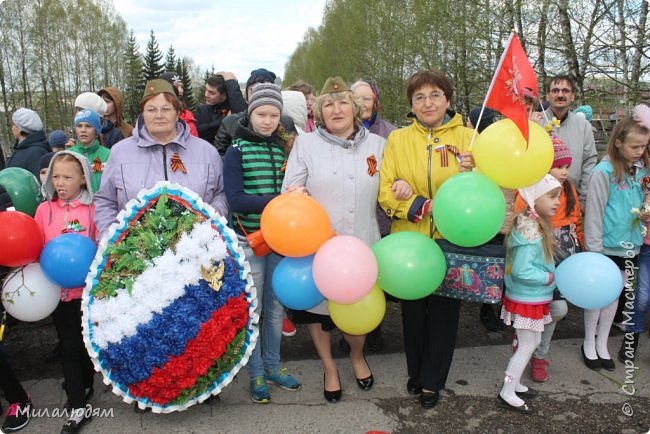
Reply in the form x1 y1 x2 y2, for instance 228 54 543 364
248 83 283 116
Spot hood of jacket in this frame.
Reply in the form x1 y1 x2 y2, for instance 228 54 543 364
233 114 284 146
315 123 368 149
410 109 464 135
281 90 307 133
14 130 48 151
43 150 94 205
99 87 126 126
508 213 543 248
132 115 192 149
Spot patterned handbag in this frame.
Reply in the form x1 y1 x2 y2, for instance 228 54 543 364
436 239 505 304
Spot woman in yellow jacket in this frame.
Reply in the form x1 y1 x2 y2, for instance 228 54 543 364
379 70 474 409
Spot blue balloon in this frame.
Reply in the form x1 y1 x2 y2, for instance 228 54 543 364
272 255 324 310
555 252 623 309
40 233 97 288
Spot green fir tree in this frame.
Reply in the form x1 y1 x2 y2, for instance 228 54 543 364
164 45 177 73
178 58 196 111
123 30 144 123
142 30 163 82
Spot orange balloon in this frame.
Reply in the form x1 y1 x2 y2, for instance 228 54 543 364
261 194 333 257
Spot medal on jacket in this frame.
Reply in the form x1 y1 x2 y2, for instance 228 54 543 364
171 153 187 174
435 144 461 167
367 155 378 176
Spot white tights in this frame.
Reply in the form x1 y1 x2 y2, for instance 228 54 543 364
500 328 541 407
583 299 618 360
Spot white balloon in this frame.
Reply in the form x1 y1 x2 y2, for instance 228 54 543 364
2 263 60 322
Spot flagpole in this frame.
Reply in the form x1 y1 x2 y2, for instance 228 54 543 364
468 31 515 151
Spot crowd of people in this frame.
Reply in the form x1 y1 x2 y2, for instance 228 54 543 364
1 67 650 433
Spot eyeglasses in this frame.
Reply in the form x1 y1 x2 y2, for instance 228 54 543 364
550 88 572 94
144 106 175 115
413 92 445 105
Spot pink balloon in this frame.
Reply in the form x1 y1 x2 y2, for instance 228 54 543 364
312 235 378 304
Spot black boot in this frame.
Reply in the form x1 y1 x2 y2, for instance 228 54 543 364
618 333 640 362
480 304 502 332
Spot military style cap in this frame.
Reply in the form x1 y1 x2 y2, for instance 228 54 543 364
320 76 350 95
141 79 176 102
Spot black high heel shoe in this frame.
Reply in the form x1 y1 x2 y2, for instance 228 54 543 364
354 356 374 391
598 356 615 371
581 345 601 371
323 372 342 403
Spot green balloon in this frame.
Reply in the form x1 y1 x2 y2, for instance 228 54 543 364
0 167 42 216
433 172 506 247
371 231 447 300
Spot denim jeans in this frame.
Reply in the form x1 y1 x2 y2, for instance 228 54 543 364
241 239 284 379
628 244 650 333
533 299 568 359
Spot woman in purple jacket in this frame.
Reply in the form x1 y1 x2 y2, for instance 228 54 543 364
94 79 229 237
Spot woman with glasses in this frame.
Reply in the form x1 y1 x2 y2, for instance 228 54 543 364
94 79 229 237
378 70 474 409
283 76 389 403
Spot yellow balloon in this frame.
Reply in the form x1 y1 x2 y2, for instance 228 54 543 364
473 119 554 189
328 284 386 335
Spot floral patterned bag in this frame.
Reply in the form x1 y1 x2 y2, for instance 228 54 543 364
436 239 505 304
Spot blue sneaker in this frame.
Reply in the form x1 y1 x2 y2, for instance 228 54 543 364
250 376 271 403
265 368 302 391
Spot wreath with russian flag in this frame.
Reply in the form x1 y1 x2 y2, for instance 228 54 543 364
82 182 257 413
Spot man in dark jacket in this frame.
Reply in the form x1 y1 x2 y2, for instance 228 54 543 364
214 68 296 156
7 108 50 178
194 72 247 144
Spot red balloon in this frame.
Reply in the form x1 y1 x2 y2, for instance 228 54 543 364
0 211 44 267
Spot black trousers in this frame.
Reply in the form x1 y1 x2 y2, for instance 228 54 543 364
401 294 461 392
0 346 28 404
52 299 95 409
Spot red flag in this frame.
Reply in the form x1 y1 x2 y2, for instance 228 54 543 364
485 33 538 143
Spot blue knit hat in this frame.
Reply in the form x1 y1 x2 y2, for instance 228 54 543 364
246 68 277 92
74 109 102 136
48 130 68 149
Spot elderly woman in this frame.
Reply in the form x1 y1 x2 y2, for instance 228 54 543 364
351 79 396 139
94 79 228 237
283 76 392 403
378 70 474 409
